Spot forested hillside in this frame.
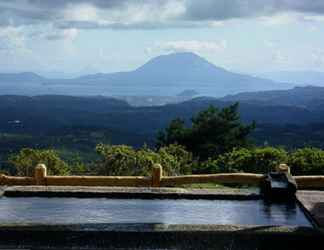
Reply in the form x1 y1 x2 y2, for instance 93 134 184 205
0 93 324 167
1 94 323 141
3 102 324 178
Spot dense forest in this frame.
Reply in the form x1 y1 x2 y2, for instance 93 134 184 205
1 97 324 177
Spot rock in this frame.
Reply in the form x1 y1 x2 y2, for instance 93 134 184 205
262 172 297 201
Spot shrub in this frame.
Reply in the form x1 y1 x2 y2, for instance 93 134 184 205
288 147 324 175
215 147 288 174
94 143 192 176
191 158 219 174
158 144 192 175
9 148 70 176
95 144 137 176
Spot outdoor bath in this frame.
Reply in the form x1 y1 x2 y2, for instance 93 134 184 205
0 197 313 227
0 164 323 249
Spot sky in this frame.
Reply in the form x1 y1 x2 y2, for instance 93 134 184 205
1 0 324 77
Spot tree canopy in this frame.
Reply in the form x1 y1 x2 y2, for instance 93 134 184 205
94 143 192 176
157 103 255 160
9 148 69 176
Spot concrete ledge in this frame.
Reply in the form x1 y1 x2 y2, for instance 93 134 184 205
0 223 322 250
297 191 324 228
1 187 323 249
2 186 261 200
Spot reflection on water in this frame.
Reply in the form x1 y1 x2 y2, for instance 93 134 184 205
0 198 311 226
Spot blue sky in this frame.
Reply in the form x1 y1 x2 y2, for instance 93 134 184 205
1 0 324 77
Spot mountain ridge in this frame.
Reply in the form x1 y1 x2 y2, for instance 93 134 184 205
0 52 293 97
259 70 324 86
220 85 324 108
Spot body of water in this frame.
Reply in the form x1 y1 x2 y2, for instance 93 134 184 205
0 197 312 226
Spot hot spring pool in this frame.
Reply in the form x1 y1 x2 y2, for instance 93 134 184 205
0 197 312 227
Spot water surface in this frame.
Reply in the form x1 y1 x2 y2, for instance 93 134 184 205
0 198 311 226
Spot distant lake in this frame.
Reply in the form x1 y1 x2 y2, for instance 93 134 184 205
0 82 249 97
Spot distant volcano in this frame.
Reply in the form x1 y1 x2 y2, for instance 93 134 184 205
0 52 293 97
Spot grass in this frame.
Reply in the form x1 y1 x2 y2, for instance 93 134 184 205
181 183 227 189
180 183 260 194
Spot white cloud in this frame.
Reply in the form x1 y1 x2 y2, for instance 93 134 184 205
0 26 29 53
264 40 276 48
0 26 34 72
311 49 324 67
272 51 288 64
147 40 227 54
258 13 302 25
2 0 324 30
44 28 79 41
303 15 324 22
64 4 99 22
57 0 186 30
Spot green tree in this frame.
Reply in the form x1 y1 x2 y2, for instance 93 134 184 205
94 143 192 176
68 154 89 175
157 144 192 175
9 148 70 176
157 103 255 160
288 147 324 175
215 147 288 174
156 118 188 148
95 144 137 176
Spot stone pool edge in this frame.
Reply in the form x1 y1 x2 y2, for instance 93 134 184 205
1 186 323 249
0 223 318 232
1 185 261 200
0 223 323 250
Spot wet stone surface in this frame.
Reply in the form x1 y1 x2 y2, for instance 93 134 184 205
2 186 261 199
0 224 322 250
297 190 324 228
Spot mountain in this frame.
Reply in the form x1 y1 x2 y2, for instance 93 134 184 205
0 53 293 97
259 71 324 86
170 97 317 125
63 52 292 96
0 72 44 83
0 95 130 134
220 86 324 108
0 94 319 137
177 89 199 97
0 94 323 150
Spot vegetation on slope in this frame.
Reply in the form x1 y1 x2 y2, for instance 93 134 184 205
3 104 324 177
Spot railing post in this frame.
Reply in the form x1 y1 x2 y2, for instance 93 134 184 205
0 174 5 186
276 163 291 174
152 164 162 187
34 164 47 185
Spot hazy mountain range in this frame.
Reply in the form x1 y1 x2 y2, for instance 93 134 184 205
259 71 324 86
0 52 293 97
1 86 324 136
221 86 324 109
0 90 323 148
2 53 324 156
2 83 324 149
